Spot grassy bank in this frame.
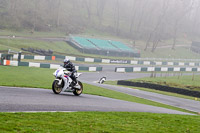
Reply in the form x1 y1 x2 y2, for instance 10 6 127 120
0 38 80 56
0 38 134 60
105 74 200 101
140 47 200 59
106 80 200 102
0 112 199 133
0 30 66 38
0 30 200 59
127 75 200 92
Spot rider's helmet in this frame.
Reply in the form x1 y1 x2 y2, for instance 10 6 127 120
64 59 70 65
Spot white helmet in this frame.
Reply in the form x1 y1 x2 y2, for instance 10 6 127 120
64 59 70 63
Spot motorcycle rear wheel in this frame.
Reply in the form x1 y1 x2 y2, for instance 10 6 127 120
52 80 62 94
73 81 83 96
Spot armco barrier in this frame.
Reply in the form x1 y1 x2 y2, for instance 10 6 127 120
3 60 102 72
115 67 200 72
2 52 200 66
117 80 200 98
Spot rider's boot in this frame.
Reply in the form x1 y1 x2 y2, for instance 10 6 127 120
72 79 81 89
72 79 78 86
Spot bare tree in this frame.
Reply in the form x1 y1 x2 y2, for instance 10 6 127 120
171 0 194 50
85 0 92 21
96 0 107 25
56 0 62 27
136 1 146 34
114 0 120 35
144 0 169 52
32 0 38 33
129 0 137 35
191 1 200 35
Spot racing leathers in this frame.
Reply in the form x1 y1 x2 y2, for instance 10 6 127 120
63 61 77 86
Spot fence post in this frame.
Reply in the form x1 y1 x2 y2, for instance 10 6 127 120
192 72 195 81
18 52 21 62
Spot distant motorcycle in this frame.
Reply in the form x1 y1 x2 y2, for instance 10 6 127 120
98 77 106 84
52 67 83 96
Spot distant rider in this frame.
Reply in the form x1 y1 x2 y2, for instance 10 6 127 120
63 59 77 86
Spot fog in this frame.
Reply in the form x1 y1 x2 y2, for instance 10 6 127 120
0 0 200 49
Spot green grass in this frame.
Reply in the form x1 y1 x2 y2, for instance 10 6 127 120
0 38 134 60
0 30 200 60
0 66 55 88
0 38 80 55
0 66 195 113
140 47 200 59
82 83 195 113
105 73 200 101
0 29 66 38
0 112 200 133
106 80 200 101
127 75 200 92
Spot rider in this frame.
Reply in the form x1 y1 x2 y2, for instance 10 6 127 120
63 59 77 86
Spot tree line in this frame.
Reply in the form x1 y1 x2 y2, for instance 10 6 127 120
0 0 200 51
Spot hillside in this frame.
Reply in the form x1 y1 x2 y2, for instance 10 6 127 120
0 31 199 60
1 0 200 51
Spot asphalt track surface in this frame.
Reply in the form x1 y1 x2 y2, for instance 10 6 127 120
80 72 200 113
0 71 199 114
0 86 193 115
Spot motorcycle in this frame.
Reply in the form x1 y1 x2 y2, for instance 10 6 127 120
98 77 106 84
52 67 83 96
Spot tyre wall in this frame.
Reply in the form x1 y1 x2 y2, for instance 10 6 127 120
117 80 200 98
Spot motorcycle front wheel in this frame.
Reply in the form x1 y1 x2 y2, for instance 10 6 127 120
73 81 83 96
52 80 62 94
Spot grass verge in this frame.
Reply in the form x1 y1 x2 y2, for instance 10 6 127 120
0 112 199 133
105 76 200 101
127 75 200 92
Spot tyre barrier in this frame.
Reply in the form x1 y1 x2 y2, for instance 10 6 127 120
117 80 200 98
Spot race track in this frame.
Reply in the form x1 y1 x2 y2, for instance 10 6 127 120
0 71 199 114
0 86 192 115
80 72 200 113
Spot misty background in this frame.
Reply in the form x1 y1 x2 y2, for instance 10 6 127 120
0 0 200 52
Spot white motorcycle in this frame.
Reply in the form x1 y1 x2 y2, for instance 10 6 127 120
52 67 83 96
